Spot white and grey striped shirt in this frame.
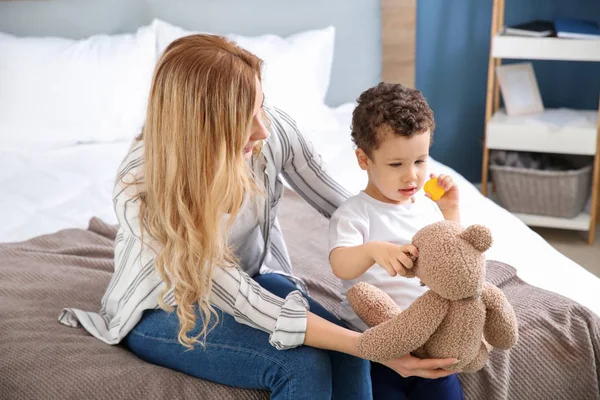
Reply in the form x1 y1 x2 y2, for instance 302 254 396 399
58 107 351 350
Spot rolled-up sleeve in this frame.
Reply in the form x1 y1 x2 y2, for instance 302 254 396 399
210 265 310 350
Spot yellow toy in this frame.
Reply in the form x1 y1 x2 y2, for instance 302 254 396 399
424 178 445 201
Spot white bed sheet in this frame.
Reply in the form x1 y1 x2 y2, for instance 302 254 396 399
0 142 129 242
1 103 598 316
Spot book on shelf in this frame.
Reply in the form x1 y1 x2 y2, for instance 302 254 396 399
503 20 555 37
554 18 600 40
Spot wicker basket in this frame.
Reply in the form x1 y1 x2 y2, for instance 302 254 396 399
490 164 593 218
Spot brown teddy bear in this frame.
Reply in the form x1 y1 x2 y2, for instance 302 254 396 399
347 220 518 373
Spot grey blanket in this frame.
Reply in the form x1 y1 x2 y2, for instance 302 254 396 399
1 189 599 399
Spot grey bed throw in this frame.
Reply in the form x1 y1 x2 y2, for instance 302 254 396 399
1 188 599 400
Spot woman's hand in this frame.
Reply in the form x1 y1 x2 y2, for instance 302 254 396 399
368 241 418 277
304 314 459 380
381 353 459 379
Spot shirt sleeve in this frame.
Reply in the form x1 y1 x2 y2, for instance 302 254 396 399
329 200 369 254
266 106 352 219
210 265 309 350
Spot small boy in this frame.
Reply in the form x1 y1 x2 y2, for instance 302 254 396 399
329 83 463 399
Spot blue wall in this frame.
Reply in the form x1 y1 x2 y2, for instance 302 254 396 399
416 0 600 183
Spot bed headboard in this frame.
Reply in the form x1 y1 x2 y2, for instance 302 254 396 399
0 0 382 107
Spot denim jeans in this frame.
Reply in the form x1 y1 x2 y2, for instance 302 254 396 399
124 273 373 400
371 360 464 400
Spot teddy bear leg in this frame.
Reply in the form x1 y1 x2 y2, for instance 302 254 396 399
461 340 490 373
347 282 401 328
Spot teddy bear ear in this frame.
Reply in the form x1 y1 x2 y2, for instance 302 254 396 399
459 224 493 252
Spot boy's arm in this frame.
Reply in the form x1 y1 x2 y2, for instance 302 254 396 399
329 201 372 280
329 243 377 280
330 241 417 280
329 201 418 280
441 207 460 223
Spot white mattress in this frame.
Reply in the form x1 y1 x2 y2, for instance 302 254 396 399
1 103 599 317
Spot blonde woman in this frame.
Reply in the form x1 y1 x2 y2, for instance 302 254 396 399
59 35 457 399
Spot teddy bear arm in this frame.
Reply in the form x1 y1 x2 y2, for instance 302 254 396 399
482 282 518 349
357 291 449 362
347 282 401 327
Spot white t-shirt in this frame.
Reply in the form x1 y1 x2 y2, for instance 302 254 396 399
329 190 445 332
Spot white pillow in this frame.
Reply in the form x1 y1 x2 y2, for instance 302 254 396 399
152 19 338 132
0 25 156 147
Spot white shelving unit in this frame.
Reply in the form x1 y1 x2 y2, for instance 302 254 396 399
480 0 600 244
487 109 598 156
487 187 592 230
492 35 600 62
514 212 591 231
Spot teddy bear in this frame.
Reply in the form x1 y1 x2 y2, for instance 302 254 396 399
347 220 518 373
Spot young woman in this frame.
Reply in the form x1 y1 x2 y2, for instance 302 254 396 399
60 34 457 399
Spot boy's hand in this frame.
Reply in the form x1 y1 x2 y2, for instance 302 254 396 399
426 173 459 211
368 242 418 277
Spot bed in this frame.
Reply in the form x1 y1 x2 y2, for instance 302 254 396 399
0 1 599 399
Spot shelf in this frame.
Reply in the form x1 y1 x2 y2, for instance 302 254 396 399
492 34 600 62
486 189 592 230
483 0 600 245
514 212 591 230
486 108 598 155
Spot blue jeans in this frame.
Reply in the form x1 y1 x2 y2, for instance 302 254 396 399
124 273 372 400
371 360 464 400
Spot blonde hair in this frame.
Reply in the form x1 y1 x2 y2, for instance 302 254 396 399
138 34 264 349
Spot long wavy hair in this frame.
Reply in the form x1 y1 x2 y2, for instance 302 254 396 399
137 34 264 349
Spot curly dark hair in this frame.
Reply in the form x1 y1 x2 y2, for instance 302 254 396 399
351 82 435 157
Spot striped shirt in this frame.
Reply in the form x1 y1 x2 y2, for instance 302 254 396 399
58 106 351 350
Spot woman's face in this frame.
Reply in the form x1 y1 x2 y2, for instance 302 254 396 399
244 76 269 159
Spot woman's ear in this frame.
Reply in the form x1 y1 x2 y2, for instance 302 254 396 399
355 148 370 170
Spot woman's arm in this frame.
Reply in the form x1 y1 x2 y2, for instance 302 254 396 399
305 312 458 379
210 251 456 377
211 263 359 354
305 312 361 356
210 265 309 350
266 106 351 218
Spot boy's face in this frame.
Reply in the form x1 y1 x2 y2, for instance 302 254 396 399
356 127 430 204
